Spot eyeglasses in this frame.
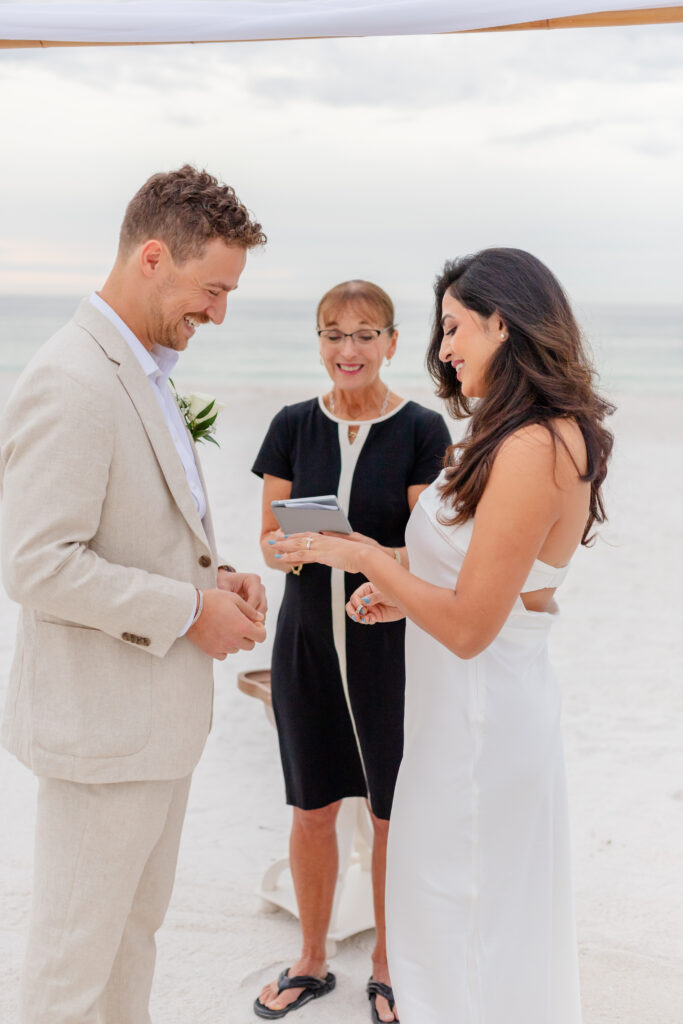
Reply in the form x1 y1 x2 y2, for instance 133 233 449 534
317 327 394 345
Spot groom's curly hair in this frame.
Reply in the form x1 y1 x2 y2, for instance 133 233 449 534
118 165 266 263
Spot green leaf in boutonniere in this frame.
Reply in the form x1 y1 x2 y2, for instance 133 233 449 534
169 380 224 446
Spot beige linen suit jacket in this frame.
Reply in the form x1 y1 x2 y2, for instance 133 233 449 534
0 299 219 783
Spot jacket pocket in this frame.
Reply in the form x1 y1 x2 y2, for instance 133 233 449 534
32 620 152 758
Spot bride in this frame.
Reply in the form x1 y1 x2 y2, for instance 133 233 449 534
272 247 614 1023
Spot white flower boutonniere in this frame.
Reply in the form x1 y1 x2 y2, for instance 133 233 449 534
170 381 224 446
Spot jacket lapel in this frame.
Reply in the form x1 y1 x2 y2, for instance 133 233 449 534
74 299 211 550
191 444 218 557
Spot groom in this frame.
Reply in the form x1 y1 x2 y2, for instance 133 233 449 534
0 165 268 1023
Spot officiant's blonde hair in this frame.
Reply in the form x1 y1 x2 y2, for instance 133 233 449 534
316 280 395 331
118 164 266 264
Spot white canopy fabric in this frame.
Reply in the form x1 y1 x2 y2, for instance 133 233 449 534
1 0 682 48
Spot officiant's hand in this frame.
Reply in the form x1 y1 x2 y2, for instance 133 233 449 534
346 582 406 625
187 588 266 660
217 569 268 618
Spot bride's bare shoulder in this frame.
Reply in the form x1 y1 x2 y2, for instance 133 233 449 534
493 419 587 487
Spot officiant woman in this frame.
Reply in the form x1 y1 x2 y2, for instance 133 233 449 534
251 280 450 1022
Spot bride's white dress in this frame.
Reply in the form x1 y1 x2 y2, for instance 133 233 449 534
386 472 582 1024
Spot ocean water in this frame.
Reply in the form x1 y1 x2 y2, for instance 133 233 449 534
0 294 680 397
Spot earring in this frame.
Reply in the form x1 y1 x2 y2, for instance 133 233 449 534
385 358 392 367
500 334 505 340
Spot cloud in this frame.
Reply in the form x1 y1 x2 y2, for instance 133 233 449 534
3 24 682 112
231 25 683 110
630 136 681 158
495 114 632 146
0 20 681 303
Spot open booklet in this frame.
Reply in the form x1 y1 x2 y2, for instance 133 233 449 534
271 494 352 535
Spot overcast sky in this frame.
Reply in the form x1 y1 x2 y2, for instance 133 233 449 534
1 18 682 306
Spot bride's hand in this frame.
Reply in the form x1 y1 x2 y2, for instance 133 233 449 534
342 530 381 547
271 531 370 574
346 582 405 625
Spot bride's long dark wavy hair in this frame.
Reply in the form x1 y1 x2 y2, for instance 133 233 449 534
426 248 615 544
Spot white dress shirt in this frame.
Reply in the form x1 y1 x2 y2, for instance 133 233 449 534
89 292 205 635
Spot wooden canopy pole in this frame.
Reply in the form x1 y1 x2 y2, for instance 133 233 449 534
2 6 682 49
468 6 683 30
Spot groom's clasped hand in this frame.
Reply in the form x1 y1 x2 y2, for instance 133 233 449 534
188 570 268 660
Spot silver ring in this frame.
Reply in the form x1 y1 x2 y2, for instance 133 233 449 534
305 536 313 550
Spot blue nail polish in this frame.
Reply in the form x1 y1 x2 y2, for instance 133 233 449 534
284 534 291 538
362 596 371 604
274 554 282 559
359 607 366 616
352 615 358 622
267 540 275 545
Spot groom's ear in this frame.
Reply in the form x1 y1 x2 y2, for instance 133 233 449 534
139 239 165 278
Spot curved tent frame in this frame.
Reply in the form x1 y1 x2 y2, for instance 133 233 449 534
1 2 682 49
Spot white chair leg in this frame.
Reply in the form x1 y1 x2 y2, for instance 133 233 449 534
257 797 377 943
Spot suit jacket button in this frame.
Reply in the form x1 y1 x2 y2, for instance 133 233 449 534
198 555 211 568
122 632 131 642
141 637 151 647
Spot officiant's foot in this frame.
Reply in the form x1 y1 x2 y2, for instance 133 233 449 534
256 957 333 1016
369 959 399 1022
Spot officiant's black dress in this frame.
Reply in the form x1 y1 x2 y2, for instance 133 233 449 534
252 397 450 819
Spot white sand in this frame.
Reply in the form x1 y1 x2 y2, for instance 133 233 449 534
0 381 681 1023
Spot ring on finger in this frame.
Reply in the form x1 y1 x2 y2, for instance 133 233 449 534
305 536 313 550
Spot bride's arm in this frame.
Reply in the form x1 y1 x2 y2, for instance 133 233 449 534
275 427 572 659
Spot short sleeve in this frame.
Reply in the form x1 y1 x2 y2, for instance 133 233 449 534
408 409 452 487
252 406 293 481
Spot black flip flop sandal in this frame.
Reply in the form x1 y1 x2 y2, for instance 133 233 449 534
367 977 399 1023
254 968 336 1019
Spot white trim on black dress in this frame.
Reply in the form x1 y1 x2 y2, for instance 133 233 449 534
316 395 408 787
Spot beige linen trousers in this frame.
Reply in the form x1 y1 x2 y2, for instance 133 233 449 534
0 300 222 1022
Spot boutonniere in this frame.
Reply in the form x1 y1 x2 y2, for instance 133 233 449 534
170 380 224 446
